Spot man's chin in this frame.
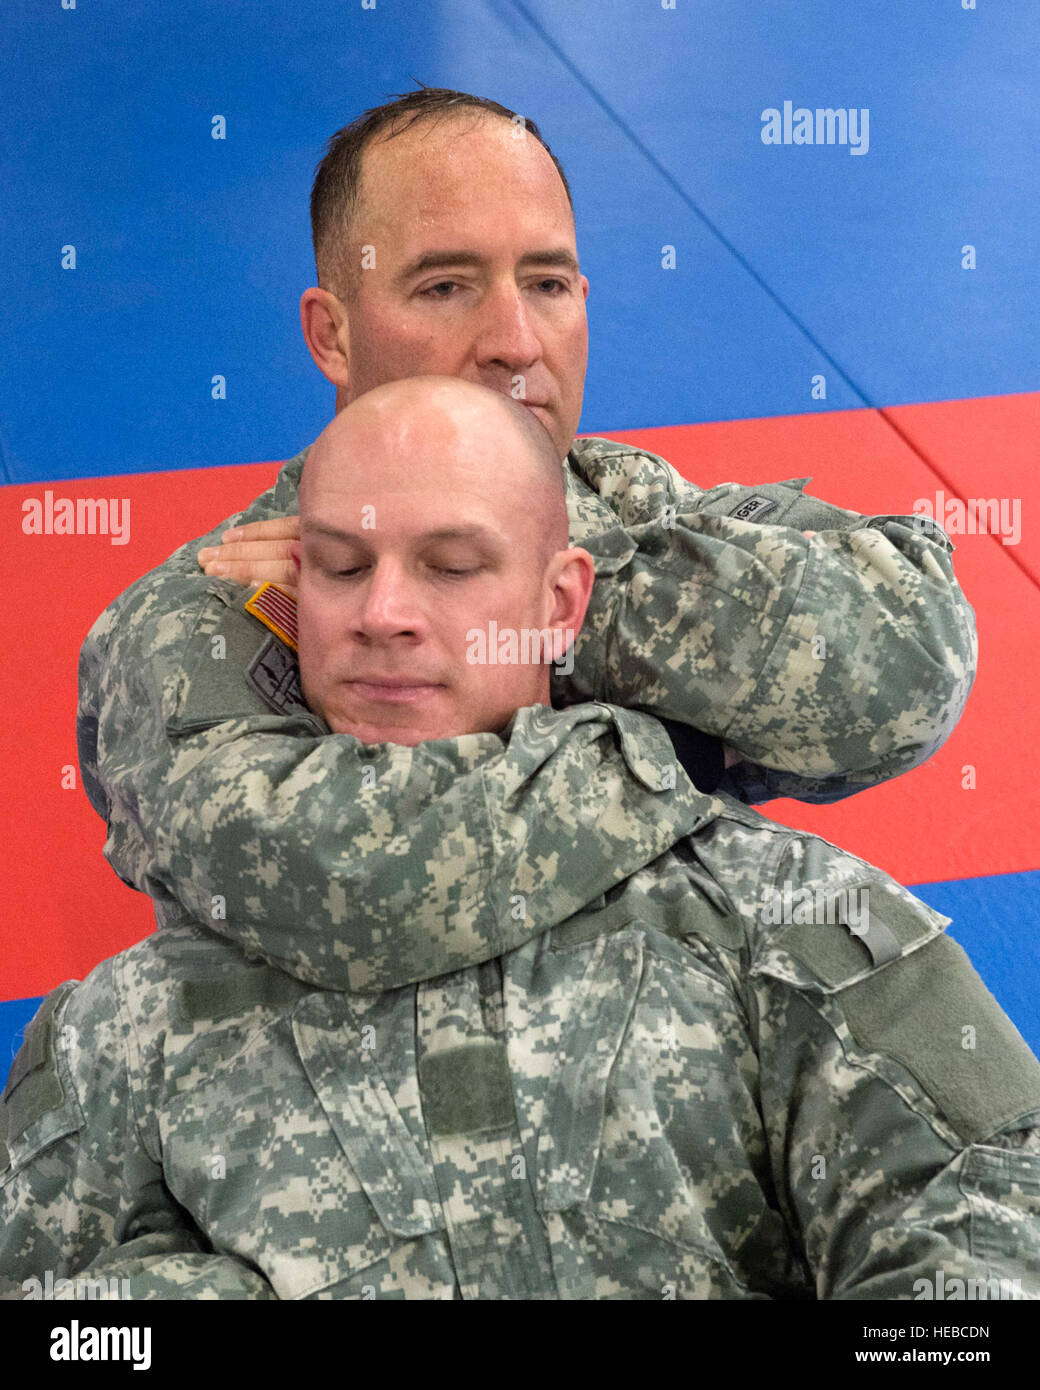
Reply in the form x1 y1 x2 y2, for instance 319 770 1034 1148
327 719 432 747
323 711 509 746
324 711 466 746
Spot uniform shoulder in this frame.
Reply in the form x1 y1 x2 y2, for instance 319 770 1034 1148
53 921 246 1030
563 436 697 531
687 796 949 987
0 924 313 1175
85 569 318 742
568 435 671 467
683 793 799 920
82 446 309 657
61 922 316 1067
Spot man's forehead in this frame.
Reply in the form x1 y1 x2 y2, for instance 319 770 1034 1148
358 114 573 227
305 441 509 510
304 518 507 550
308 462 506 507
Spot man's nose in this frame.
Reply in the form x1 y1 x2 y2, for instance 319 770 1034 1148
352 561 425 640
472 280 542 375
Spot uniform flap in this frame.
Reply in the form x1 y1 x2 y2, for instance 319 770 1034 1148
292 993 445 1238
608 704 716 800
2 982 77 1106
751 875 949 995
536 930 644 1210
166 584 318 735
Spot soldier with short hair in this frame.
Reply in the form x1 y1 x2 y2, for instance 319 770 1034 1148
2 377 1036 1301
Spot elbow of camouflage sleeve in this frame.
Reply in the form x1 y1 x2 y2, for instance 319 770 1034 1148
721 638 976 805
720 642 975 806
722 528 977 802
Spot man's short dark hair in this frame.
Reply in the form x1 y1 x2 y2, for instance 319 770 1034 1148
310 86 574 300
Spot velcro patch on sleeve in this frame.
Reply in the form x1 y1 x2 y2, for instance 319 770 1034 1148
1 982 77 1144
760 876 942 994
181 965 314 1023
167 588 319 734
841 933 1040 1146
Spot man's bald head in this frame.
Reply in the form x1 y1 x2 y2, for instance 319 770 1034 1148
301 376 569 559
291 375 594 747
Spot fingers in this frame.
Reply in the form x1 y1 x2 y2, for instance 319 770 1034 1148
195 516 302 588
197 529 298 592
198 541 295 564
199 555 298 593
221 515 301 543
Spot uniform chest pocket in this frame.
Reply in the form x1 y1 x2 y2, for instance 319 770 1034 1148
532 929 785 1299
164 996 445 1300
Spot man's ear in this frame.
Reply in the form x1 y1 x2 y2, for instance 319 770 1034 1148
300 287 351 390
544 546 595 648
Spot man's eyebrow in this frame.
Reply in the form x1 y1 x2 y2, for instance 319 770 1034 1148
517 249 581 275
394 247 580 284
306 521 505 548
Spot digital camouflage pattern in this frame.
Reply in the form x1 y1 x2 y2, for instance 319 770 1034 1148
0 434 1006 1299
2 776 1039 1300
559 438 976 804
71 433 975 989
77 440 978 924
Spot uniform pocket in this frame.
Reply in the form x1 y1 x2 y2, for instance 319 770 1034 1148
959 1141 1040 1296
164 995 445 1300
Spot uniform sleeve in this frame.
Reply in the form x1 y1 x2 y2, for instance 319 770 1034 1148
555 440 977 804
747 839 1040 1298
0 978 278 1301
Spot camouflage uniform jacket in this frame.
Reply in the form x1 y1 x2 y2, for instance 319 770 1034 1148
2 710 1039 1300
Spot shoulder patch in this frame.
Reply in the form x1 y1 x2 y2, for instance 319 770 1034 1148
754 875 944 995
167 585 319 735
244 583 298 652
729 494 779 523
180 964 315 1022
247 637 308 717
774 877 910 981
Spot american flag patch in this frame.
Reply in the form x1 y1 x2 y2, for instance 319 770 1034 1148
244 582 298 652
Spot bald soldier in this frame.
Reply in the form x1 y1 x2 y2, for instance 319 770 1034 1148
3 378 1036 1301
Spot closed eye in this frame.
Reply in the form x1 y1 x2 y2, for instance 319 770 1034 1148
330 565 480 579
